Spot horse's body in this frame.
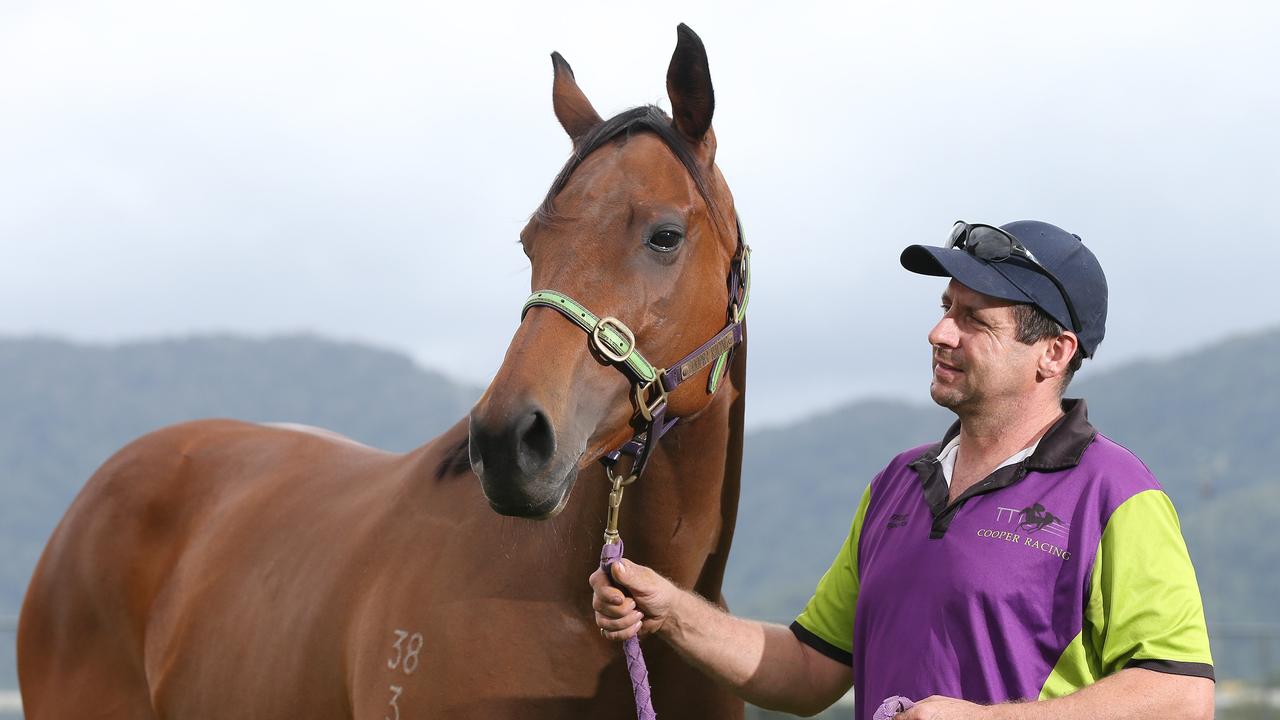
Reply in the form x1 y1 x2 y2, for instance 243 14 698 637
19 25 745 719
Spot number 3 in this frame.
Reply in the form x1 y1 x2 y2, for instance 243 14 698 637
387 630 409 670
384 685 402 720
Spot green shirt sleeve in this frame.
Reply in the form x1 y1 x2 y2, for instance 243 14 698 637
791 483 872 667
1086 489 1214 679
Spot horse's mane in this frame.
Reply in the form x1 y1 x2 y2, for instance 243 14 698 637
535 105 722 223
435 434 472 481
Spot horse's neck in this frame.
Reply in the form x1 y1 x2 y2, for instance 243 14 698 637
623 348 746 599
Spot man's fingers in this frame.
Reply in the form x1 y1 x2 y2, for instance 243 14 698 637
589 560 666 640
588 569 628 605
612 560 665 602
588 568 611 592
595 609 644 631
594 560 660 597
600 620 643 641
591 593 636 616
898 696 944 720
899 704 930 720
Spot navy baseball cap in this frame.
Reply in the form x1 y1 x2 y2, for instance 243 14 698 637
900 220 1108 356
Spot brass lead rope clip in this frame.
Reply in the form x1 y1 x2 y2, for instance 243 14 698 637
603 465 637 545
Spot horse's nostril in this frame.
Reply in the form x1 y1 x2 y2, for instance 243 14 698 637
515 409 556 476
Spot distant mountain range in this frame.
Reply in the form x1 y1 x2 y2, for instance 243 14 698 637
2 328 1277 691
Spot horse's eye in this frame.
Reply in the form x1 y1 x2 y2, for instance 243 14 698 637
646 228 684 253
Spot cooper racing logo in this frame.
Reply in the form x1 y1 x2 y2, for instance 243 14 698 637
975 503 1072 560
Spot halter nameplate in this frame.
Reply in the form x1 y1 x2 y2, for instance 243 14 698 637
681 332 736 381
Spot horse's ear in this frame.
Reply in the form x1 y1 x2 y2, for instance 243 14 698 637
551 51 602 143
666 24 715 147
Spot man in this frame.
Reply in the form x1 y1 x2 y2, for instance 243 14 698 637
590 220 1214 719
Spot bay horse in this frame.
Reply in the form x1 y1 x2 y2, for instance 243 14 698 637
18 24 747 719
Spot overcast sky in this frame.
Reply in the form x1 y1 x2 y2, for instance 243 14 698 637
2 0 1277 428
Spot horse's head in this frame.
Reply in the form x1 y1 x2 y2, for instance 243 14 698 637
469 25 742 519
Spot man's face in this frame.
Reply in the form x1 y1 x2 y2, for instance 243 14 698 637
928 280 1042 413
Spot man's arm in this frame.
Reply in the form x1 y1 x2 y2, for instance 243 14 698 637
590 560 852 716
900 667 1213 720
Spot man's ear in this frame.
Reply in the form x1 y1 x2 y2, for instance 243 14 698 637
1038 332 1079 383
551 51 602 144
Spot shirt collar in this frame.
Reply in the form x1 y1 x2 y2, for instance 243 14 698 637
914 398 1097 471
907 399 1098 538
937 434 1040 488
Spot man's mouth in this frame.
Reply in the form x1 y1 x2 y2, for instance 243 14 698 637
933 358 963 378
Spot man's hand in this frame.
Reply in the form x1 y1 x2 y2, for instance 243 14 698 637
587 559 853 715
899 696 988 720
589 559 675 641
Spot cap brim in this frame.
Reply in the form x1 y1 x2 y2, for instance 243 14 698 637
900 245 1036 305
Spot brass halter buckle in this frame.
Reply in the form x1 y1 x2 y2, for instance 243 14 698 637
591 316 636 364
633 378 668 423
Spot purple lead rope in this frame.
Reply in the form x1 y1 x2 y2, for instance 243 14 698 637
600 539 657 720
873 695 915 720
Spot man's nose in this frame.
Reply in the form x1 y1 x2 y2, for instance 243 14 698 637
928 316 959 348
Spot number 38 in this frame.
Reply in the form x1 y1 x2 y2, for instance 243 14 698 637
387 629 424 674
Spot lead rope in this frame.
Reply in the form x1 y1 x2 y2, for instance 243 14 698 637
599 464 657 720
600 541 656 719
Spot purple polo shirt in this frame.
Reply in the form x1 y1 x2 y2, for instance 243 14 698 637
791 400 1213 719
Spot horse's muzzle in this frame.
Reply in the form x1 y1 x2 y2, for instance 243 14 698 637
468 403 577 517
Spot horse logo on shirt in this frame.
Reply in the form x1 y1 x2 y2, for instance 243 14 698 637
1017 503 1062 533
995 504 1070 539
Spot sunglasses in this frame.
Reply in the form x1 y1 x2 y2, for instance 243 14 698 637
947 221 1082 334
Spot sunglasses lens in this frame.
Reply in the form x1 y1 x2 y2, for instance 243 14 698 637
948 222 967 248
967 227 1013 261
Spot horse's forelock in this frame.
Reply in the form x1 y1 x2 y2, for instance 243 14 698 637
535 105 724 229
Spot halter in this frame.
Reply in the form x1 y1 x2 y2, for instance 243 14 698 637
520 221 750 539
